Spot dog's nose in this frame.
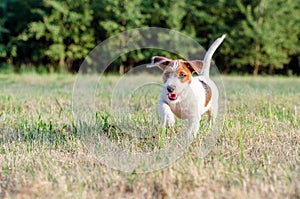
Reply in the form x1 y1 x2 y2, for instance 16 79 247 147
167 85 176 93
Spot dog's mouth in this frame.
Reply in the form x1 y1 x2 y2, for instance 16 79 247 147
168 93 177 101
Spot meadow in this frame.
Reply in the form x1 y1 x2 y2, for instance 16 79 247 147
0 74 299 198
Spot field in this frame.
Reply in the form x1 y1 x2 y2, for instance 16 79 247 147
0 74 299 199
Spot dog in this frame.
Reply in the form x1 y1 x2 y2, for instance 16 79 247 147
147 35 226 137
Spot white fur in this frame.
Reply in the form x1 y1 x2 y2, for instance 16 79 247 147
148 35 226 137
159 75 209 137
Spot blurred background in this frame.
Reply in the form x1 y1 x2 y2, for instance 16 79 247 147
0 0 299 75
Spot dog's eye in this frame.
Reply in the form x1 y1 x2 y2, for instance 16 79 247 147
178 73 186 79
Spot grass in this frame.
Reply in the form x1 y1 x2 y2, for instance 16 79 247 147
0 73 299 198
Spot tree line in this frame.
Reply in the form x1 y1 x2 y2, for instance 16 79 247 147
0 0 299 75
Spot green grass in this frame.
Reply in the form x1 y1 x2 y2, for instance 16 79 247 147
0 74 299 198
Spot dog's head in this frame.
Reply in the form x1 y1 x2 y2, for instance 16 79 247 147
148 56 204 102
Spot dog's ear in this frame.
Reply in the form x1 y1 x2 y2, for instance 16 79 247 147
147 56 171 70
186 60 204 74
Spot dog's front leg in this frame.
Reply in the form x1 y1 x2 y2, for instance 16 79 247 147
187 118 200 138
159 100 175 127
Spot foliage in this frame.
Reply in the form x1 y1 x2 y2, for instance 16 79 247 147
233 0 300 75
0 0 299 75
20 0 95 70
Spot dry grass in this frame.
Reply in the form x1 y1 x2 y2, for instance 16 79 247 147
0 74 299 199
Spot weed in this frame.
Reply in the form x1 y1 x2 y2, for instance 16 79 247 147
0 74 299 198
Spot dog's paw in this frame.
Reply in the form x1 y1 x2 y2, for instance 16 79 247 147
193 131 198 139
166 118 175 128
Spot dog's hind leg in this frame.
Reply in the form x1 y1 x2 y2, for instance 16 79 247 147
206 108 213 127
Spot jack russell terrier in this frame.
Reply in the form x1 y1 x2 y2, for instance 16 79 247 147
147 35 226 137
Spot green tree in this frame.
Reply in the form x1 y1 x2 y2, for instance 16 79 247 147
22 0 94 70
181 0 242 73
92 0 148 73
0 0 13 64
0 0 43 69
234 0 300 75
0 0 299 75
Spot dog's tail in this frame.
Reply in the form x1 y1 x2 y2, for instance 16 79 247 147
201 34 226 77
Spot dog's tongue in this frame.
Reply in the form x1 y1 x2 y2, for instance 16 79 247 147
168 93 177 100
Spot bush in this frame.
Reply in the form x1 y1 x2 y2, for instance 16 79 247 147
0 63 14 74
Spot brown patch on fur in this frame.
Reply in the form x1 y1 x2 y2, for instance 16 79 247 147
176 62 192 84
200 81 212 107
152 56 172 70
163 66 173 83
186 60 204 74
